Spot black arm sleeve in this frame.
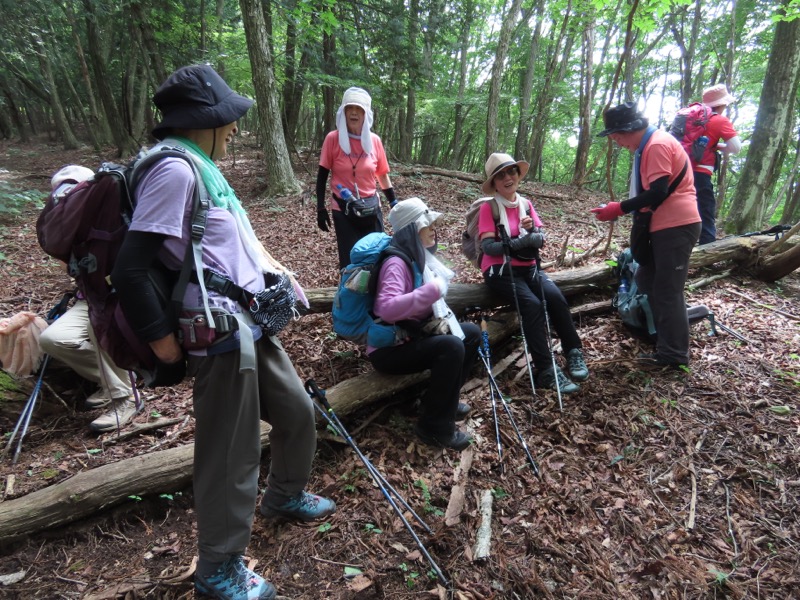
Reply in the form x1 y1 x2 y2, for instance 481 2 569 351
110 231 175 342
620 175 670 213
481 236 506 257
382 187 397 204
316 166 330 210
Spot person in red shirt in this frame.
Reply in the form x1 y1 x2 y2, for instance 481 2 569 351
592 103 701 368
316 87 398 269
694 84 742 244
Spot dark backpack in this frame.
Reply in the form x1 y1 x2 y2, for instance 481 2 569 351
614 248 712 340
332 232 415 345
614 249 657 338
668 102 713 164
36 146 208 372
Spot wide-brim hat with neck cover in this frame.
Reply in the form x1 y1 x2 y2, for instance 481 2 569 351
702 84 736 108
389 197 443 232
596 102 649 138
481 153 530 195
336 87 374 155
152 64 254 140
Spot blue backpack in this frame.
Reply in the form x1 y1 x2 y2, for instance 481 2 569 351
614 249 657 338
332 232 417 345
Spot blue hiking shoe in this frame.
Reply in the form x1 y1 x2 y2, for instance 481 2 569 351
536 366 580 394
259 491 336 522
195 556 276 600
566 348 590 382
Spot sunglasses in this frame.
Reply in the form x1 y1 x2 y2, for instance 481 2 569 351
494 165 520 179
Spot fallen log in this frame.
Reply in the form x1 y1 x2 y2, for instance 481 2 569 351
0 234 791 542
303 234 791 315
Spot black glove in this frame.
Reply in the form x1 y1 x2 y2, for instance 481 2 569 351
143 357 186 388
317 208 331 232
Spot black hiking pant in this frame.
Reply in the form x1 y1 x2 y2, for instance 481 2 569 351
483 264 581 372
368 322 480 437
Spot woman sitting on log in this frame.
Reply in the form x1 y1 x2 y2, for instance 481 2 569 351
478 152 589 394
368 198 480 451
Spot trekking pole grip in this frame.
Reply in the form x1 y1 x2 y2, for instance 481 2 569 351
305 379 332 411
480 318 491 356
496 223 511 249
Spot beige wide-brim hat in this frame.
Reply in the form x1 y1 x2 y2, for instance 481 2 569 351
388 197 443 232
702 84 736 108
481 153 530 194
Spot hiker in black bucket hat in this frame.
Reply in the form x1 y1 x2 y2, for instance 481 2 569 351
111 64 334 600
591 101 701 369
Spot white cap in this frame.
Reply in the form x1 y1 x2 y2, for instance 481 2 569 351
388 197 443 232
50 165 94 191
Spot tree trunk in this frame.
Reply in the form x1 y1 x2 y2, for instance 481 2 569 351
527 6 572 175
515 5 542 162
448 0 475 169
321 32 336 144
129 0 167 85
0 79 28 142
61 0 110 145
239 0 301 196
82 0 137 157
281 0 301 144
485 0 523 158
32 32 79 150
572 16 595 186
726 6 800 233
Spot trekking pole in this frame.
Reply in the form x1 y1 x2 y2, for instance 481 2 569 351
476 326 541 477
6 293 73 462
536 263 563 412
479 318 503 468
4 355 50 464
306 383 431 533
709 314 752 344
496 224 538 400
304 380 450 589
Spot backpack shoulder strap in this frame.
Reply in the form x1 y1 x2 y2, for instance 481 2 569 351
130 146 212 327
367 246 415 297
668 160 689 195
490 198 500 223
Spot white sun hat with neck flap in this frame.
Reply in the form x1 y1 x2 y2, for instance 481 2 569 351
336 87 374 155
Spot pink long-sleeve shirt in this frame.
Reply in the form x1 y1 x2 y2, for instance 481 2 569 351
367 256 440 354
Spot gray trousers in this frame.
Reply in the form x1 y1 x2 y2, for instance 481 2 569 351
37 300 132 398
635 222 701 363
188 334 317 564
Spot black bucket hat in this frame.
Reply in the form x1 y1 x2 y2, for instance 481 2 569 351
152 65 254 140
596 102 649 137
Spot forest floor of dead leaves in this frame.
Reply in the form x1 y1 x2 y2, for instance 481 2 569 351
1 137 799 600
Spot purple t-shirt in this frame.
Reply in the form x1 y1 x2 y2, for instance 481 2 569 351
130 158 262 314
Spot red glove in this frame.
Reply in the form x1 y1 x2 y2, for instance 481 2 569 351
591 202 624 222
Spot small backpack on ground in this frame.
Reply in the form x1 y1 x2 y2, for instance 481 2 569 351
332 232 413 345
36 146 208 373
668 102 713 163
614 248 657 338
461 197 529 268
614 248 712 340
